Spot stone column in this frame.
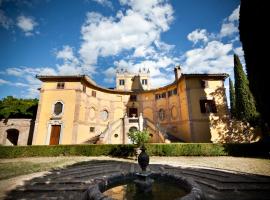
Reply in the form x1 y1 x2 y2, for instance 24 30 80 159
139 113 144 131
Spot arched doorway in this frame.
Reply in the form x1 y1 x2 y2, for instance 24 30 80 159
6 129 19 145
129 126 138 133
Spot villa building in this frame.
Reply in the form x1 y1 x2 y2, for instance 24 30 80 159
31 66 229 145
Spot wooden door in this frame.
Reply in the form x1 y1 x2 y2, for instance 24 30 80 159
49 125 61 145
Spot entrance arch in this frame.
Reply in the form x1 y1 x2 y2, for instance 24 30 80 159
6 129 19 145
129 126 138 133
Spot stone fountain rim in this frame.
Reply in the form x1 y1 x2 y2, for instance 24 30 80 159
83 172 205 200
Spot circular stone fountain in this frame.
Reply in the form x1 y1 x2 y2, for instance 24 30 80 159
83 146 204 200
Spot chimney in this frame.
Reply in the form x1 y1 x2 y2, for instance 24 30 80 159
174 66 182 81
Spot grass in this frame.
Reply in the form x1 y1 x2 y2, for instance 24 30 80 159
0 158 73 180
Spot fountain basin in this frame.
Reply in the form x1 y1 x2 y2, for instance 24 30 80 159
82 172 204 200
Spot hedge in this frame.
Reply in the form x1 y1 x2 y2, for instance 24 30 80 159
0 143 269 158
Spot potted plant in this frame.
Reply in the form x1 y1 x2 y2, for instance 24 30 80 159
128 129 150 171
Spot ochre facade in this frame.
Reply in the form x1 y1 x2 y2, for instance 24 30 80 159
32 67 229 145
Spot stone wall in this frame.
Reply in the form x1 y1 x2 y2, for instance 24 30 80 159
0 119 35 146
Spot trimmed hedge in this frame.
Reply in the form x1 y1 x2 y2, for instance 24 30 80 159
0 143 269 158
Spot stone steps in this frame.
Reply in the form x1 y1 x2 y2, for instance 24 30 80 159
5 160 270 200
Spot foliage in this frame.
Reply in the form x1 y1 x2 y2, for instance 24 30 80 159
234 54 259 124
128 129 150 146
0 96 38 119
0 143 269 158
229 78 236 118
239 2 270 131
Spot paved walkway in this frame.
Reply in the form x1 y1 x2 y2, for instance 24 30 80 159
3 159 270 200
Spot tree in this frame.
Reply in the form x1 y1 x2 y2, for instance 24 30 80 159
128 129 150 147
239 1 270 129
229 78 236 118
234 54 258 123
0 96 38 119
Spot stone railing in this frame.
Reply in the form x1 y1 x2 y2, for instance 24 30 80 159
144 118 170 143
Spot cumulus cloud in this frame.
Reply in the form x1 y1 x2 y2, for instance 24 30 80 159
220 23 238 37
187 29 208 44
183 41 233 74
78 0 174 75
92 0 113 9
228 5 240 22
17 15 38 36
4 66 57 98
103 67 116 83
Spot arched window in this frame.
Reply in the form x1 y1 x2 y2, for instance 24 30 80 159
129 126 138 133
54 102 63 116
158 109 165 121
100 109 109 121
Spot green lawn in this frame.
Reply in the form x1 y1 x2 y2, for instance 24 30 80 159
0 160 63 180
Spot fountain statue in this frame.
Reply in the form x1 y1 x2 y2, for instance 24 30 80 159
134 145 154 193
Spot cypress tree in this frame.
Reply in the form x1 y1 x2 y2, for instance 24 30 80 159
234 54 258 123
229 78 236 118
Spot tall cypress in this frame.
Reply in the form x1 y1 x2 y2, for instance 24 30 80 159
229 78 236 118
234 54 258 123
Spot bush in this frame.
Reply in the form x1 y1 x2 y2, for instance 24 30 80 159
128 129 150 146
0 143 268 158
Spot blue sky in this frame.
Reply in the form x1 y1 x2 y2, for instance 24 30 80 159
0 0 242 99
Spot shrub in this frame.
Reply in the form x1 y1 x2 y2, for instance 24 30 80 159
128 129 150 147
0 143 268 158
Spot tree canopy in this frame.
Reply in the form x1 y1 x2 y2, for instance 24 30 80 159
239 1 269 128
0 96 38 119
234 54 258 124
229 78 236 118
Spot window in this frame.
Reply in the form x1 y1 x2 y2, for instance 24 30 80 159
168 90 172 97
92 90 96 97
161 92 166 98
114 134 118 138
54 102 63 116
130 95 137 101
158 109 165 121
173 88 177 95
142 79 148 85
83 85 86 93
200 80 209 88
200 100 217 113
90 127 95 132
57 82 65 89
155 93 166 100
119 79 125 85
100 110 109 121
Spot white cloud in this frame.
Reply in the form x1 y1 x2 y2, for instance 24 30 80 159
234 46 244 57
92 0 113 9
79 0 173 75
187 29 208 44
17 15 38 36
3 66 56 98
220 23 238 37
103 67 116 83
228 5 240 22
183 41 233 74
0 78 10 85
0 9 13 29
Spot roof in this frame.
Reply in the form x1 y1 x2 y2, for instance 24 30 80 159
36 73 228 94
